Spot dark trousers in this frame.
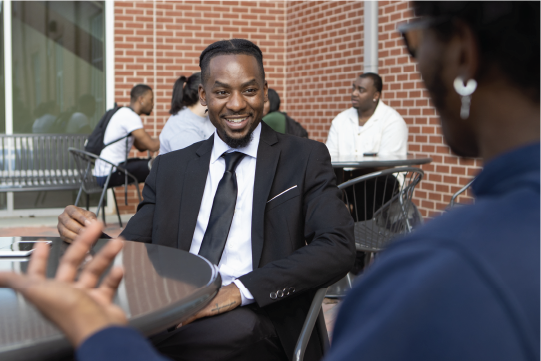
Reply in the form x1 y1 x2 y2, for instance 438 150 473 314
150 304 288 361
96 158 151 188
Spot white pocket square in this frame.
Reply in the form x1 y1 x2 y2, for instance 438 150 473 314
267 185 298 203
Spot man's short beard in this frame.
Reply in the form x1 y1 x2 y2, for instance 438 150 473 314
223 130 254 149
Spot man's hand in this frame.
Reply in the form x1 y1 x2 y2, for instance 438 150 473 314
58 205 97 243
0 221 127 347
181 283 241 326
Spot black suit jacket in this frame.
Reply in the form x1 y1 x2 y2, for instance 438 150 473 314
120 122 355 360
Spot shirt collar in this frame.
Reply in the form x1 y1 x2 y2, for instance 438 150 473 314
211 122 261 164
348 101 387 125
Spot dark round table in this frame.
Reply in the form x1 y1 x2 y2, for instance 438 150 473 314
0 237 221 361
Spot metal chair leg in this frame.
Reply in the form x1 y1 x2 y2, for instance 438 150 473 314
345 272 354 288
86 194 90 211
112 190 123 228
101 199 106 225
75 185 83 206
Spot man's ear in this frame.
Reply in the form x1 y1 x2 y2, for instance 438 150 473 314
198 84 207 107
452 20 480 83
374 91 381 102
263 81 268 102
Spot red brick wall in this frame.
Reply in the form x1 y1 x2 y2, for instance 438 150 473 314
112 0 287 213
285 1 364 141
285 0 479 218
112 0 479 218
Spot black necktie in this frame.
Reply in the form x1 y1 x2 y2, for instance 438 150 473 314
198 152 246 264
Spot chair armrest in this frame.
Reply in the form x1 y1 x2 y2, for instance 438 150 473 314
293 287 328 361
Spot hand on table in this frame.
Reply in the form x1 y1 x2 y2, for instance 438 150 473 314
0 221 128 347
58 205 97 243
180 283 241 326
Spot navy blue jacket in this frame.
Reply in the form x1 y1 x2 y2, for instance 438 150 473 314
325 143 540 361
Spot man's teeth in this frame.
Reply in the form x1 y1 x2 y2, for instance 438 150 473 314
226 117 247 123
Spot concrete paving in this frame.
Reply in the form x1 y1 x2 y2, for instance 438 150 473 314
0 214 133 238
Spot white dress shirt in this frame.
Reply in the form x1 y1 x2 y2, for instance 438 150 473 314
325 101 408 157
189 123 262 306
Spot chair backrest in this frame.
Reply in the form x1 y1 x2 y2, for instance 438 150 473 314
68 148 108 195
338 167 424 252
448 179 475 208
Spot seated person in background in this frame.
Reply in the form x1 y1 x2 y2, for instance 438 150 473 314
94 84 160 188
326 72 408 157
159 73 215 155
263 88 309 138
262 88 286 133
66 94 97 134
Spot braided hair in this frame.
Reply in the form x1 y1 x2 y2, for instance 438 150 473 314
169 72 202 115
199 39 265 83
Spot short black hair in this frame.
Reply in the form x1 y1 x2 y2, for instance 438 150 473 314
267 88 281 113
170 72 202 115
199 39 265 83
359 72 383 93
130 84 152 102
413 1 540 102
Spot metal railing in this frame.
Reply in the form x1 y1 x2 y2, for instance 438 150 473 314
0 134 87 192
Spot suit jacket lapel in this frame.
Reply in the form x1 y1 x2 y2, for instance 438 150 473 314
177 137 214 250
252 122 280 268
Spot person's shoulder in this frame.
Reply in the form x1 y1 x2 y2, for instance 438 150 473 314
275 130 321 148
379 101 406 123
160 137 209 160
108 107 141 126
332 107 357 123
274 131 331 163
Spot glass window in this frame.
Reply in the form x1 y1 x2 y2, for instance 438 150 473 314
0 2 4 135
0 2 5 210
12 1 105 135
11 1 105 210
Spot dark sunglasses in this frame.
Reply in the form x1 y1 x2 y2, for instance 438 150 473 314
397 17 451 58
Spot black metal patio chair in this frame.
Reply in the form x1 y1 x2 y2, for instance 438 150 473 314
326 167 424 298
448 179 475 208
69 148 142 227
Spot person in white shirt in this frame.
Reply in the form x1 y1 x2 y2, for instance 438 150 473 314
159 73 214 155
94 84 160 188
326 73 409 275
326 72 408 157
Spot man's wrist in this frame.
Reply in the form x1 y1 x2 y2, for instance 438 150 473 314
232 279 255 306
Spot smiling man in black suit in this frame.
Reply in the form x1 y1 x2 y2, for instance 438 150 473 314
57 39 355 361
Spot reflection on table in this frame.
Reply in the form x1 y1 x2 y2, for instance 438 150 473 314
331 154 432 168
0 237 221 361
